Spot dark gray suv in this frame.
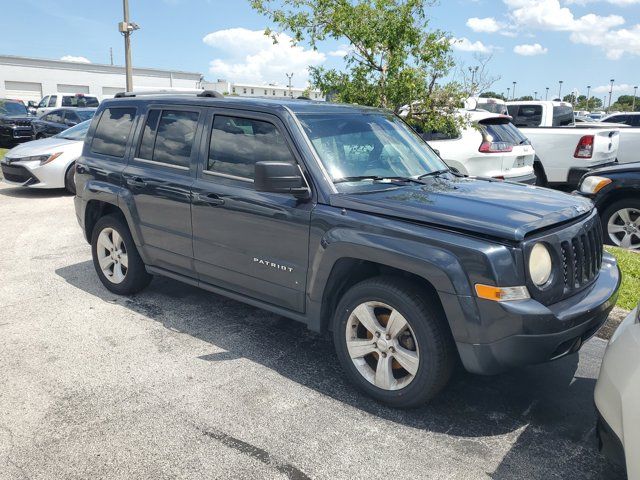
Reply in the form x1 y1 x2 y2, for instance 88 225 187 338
74 91 620 407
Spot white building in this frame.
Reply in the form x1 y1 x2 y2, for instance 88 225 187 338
0 55 203 103
204 79 325 101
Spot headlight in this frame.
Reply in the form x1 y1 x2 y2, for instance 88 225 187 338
20 153 63 165
580 176 612 195
529 243 552 286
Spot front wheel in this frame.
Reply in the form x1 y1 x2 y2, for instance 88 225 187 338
332 277 456 408
64 163 76 195
601 199 640 251
91 214 152 294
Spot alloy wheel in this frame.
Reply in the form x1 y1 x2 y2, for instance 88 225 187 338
96 227 129 283
345 301 420 391
607 207 640 250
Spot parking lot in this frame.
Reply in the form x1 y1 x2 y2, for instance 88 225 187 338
0 182 625 480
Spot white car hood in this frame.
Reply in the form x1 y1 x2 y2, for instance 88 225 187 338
5 137 82 159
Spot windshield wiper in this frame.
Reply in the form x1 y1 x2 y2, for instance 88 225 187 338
334 175 432 185
417 169 450 180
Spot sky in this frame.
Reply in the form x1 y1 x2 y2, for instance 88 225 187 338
3 0 639 102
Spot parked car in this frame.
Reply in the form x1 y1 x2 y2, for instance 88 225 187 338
74 92 620 408
0 99 35 146
1 120 90 194
601 112 640 127
475 97 508 115
594 305 640 480
507 101 620 187
425 109 536 183
572 115 640 165
35 93 99 116
32 108 96 139
577 162 640 250
589 112 606 121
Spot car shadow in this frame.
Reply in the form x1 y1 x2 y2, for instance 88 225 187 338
0 186 71 198
55 261 625 479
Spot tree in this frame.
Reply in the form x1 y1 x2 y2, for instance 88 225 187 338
611 95 640 112
562 94 603 111
479 91 506 101
458 54 501 96
250 0 464 134
515 96 533 101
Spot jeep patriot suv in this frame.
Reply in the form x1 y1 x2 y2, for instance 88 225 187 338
74 91 620 407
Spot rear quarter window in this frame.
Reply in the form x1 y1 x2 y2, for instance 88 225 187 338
90 107 137 158
552 106 575 126
509 105 543 127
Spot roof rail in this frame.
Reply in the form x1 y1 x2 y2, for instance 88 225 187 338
113 89 223 99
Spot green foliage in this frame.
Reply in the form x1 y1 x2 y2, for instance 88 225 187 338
561 94 603 111
479 91 506 101
611 95 640 112
250 0 465 132
0 148 7 161
515 95 533 101
605 246 640 311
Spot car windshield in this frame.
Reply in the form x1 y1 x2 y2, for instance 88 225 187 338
76 110 95 122
55 120 91 140
297 113 447 190
478 102 508 115
0 100 28 116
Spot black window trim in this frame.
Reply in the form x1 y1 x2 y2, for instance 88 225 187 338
133 106 202 172
201 109 303 186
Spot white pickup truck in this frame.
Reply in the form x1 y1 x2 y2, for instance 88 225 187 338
506 101 620 187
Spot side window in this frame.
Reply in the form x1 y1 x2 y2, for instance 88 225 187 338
38 96 49 108
607 115 627 124
48 95 57 107
512 105 542 127
49 111 64 124
91 107 137 157
41 114 51 122
62 96 72 107
207 115 295 179
630 116 640 127
65 111 80 124
137 109 199 168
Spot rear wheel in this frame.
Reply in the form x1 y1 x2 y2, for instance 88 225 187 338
601 199 640 251
91 214 152 294
332 276 456 408
64 163 76 195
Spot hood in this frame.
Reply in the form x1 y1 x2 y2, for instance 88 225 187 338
330 175 594 242
5 137 82 158
586 161 640 176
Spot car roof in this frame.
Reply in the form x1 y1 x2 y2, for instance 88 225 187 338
461 109 511 122
101 94 386 116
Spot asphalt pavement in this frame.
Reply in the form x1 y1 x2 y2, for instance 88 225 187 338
0 183 626 480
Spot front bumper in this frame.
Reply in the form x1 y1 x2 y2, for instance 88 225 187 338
505 171 537 185
1 158 68 189
0 125 33 142
566 162 617 187
456 253 620 375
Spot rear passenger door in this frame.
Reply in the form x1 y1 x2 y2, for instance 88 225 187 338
122 106 203 277
191 110 312 312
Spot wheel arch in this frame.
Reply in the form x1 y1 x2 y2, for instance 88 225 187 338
597 188 640 218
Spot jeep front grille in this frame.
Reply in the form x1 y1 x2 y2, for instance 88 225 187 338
560 217 603 294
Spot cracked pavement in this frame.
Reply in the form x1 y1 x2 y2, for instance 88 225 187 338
0 183 625 479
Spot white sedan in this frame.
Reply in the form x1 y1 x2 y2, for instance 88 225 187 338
595 305 640 479
1 120 89 194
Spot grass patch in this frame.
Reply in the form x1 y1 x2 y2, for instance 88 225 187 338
0 148 7 160
605 246 640 311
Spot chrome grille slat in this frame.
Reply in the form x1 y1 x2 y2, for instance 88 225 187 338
560 218 603 296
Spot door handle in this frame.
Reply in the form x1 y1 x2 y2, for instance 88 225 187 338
194 193 225 206
126 177 147 187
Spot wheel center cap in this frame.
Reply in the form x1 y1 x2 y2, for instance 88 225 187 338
376 338 390 352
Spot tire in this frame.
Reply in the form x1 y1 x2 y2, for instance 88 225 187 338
534 159 547 187
601 199 640 251
91 214 152 294
332 276 456 408
64 163 76 195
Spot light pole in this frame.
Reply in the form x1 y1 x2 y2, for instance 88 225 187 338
633 86 638 112
586 85 591 110
512 81 517 100
545 87 549 101
118 0 140 92
558 80 563 100
285 73 294 98
608 79 615 112
534 91 538 100
468 66 479 94
507 87 510 100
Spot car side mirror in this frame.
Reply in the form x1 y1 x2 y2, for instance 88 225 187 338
254 161 309 198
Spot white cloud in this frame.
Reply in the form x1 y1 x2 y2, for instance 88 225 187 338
566 0 640 5
328 45 351 57
592 83 636 94
513 43 549 55
450 37 495 53
467 17 502 33
60 55 91 63
503 0 640 58
202 28 326 85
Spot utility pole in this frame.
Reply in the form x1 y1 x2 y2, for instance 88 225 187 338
608 79 615 112
633 86 638 112
118 0 140 92
110 47 114 66
545 87 549 101
285 73 294 98
586 85 591 110
512 81 517 100
558 80 563 100
534 91 538 100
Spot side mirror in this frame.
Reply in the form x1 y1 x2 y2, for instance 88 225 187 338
254 161 309 198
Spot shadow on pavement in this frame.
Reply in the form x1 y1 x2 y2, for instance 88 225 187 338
0 186 71 198
56 261 625 479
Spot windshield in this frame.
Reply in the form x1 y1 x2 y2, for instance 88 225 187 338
479 120 530 145
478 102 508 115
298 113 447 189
54 120 91 140
0 100 28 116
76 110 95 122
